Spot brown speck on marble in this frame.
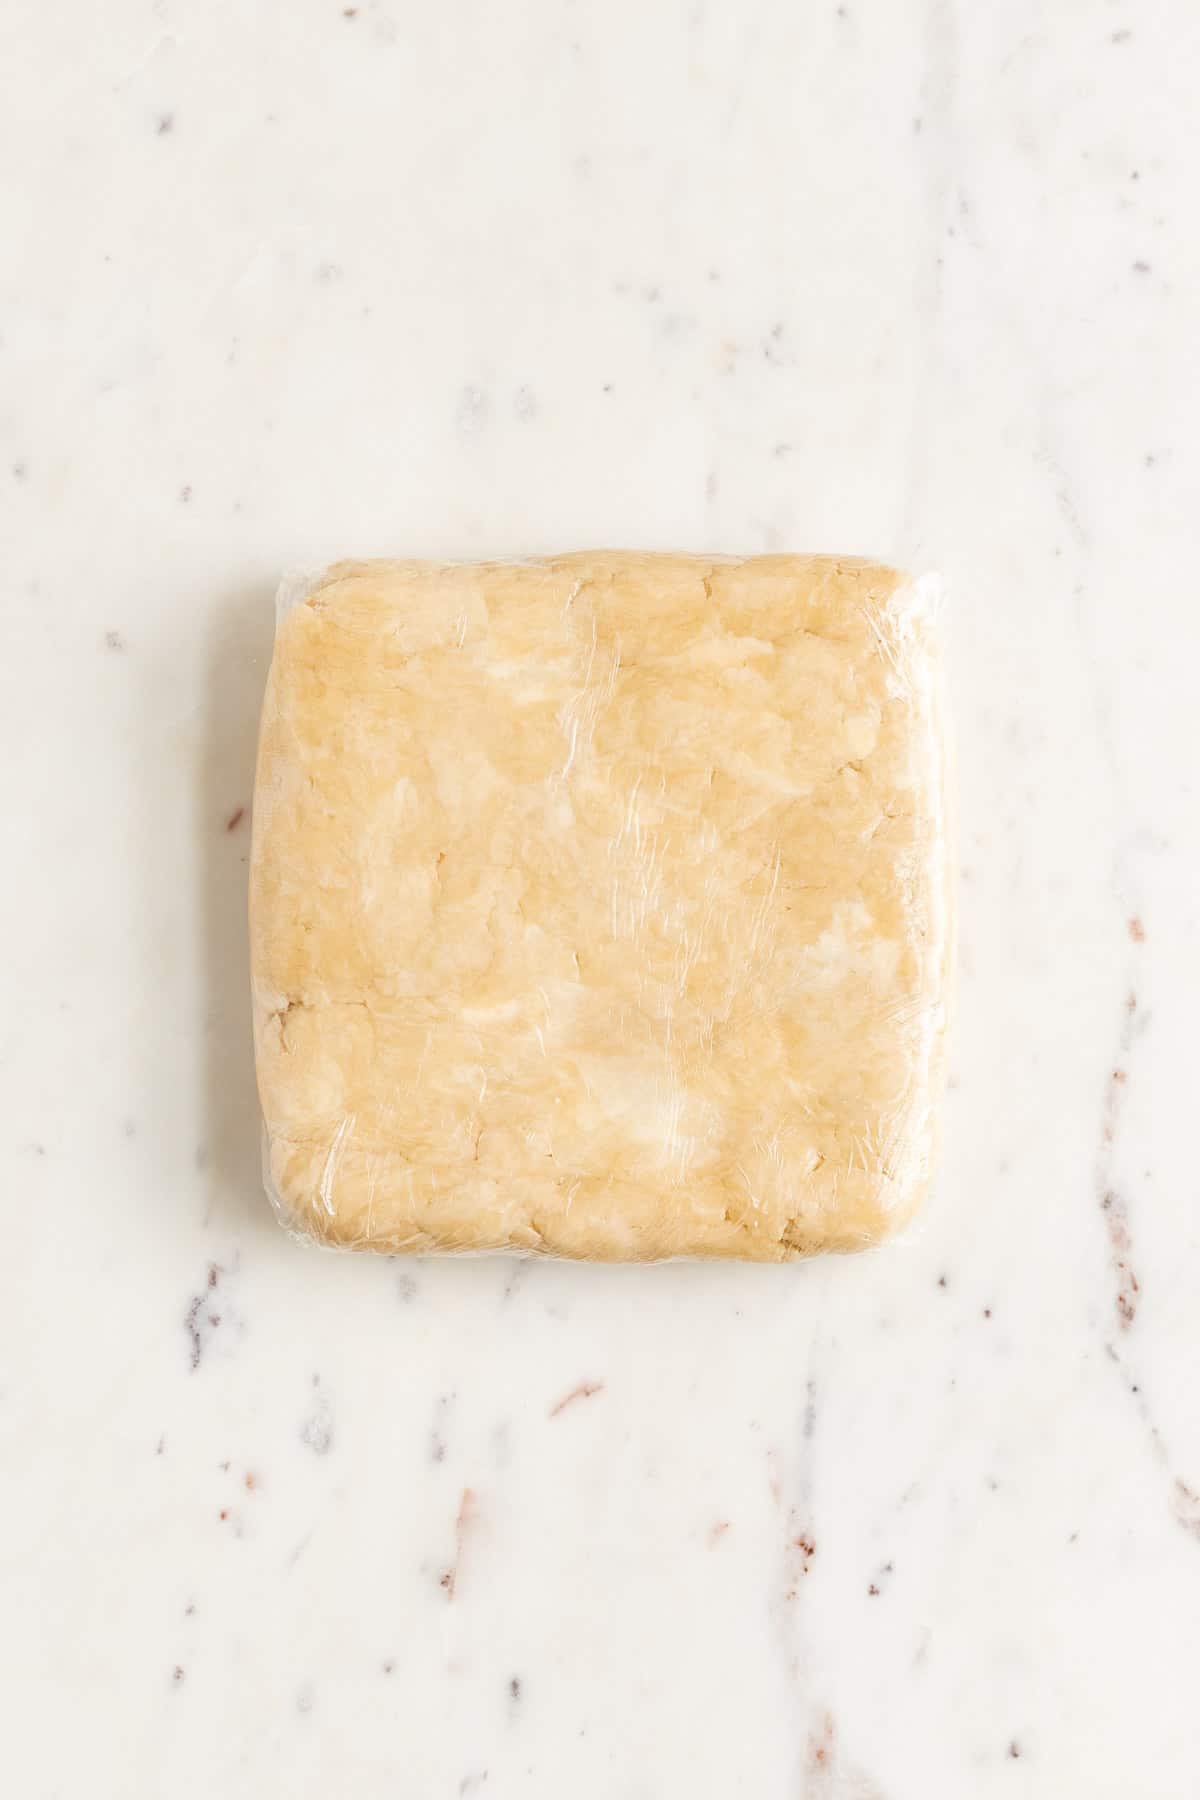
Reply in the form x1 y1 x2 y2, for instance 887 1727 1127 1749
548 1380 604 1419
179 484 192 503
808 1712 836 1773
937 1274 948 1288
172 1665 185 1684
442 1487 476 1600
219 1509 228 1521
156 1436 165 1456
12 461 27 480
1132 260 1151 273
185 1601 195 1615
707 1520 730 1546
1008 1741 1021 1759
1100 1183 1140 1331
1128 915 1146 942
225 805 245 833
343 5 358 14
983 1308 992 1319
382 1660 394 1674
868 1583 880 1596
1115 1268 1139 1327
510 1675 521 1700
157 114 174 134
104 629 125 651
1174 1479 1200 1541
244 1471 258 1491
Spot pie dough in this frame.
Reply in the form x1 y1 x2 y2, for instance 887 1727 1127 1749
250 553 951 1260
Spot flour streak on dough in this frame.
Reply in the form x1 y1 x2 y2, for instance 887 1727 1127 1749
249 552 952 1261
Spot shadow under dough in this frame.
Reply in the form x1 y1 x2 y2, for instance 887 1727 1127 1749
200 586 277 1240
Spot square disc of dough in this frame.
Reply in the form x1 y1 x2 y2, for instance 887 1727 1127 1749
250 553 951 1260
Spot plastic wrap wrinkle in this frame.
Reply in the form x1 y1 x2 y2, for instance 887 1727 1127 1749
250 552 952 1261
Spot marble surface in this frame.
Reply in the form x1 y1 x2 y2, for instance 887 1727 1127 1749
3 2 1199 1794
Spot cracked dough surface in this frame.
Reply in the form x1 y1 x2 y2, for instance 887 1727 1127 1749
250 552 950 1260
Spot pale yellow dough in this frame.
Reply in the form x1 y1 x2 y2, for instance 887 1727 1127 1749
250 553 951 1260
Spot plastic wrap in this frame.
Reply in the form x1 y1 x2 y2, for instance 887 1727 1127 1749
249 552 951 1260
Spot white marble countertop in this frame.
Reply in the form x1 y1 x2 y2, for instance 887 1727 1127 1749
4 2 1199 1794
